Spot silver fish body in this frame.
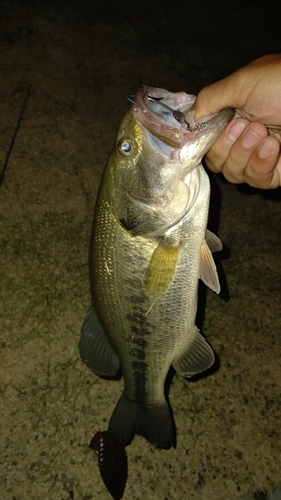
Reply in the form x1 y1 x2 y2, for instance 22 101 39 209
79 86 234 448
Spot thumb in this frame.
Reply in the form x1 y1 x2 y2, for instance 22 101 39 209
193 75 238 119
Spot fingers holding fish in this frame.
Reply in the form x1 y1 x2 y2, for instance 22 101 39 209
203 117 249 176
227 124 280 188
204 118 281 188
243 135 281 189
227 122 280 188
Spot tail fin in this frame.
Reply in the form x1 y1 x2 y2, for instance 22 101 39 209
109 391 175 449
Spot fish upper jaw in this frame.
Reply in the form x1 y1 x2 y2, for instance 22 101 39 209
131 85 235 153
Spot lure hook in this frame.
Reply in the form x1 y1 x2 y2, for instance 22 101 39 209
147 95 192 131
127 94 205 133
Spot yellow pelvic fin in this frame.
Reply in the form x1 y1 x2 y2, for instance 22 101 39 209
144 241 181 295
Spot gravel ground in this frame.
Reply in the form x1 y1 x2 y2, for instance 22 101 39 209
0 1 281 499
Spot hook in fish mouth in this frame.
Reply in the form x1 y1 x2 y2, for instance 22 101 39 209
147 95 192 130
127 94 205 133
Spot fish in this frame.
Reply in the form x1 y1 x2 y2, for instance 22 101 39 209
79 86 235 449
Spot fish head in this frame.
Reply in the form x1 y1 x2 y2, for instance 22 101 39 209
106 86 234 237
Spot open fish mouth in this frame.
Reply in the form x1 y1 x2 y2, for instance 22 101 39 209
128 85 234 149
128 93 195 131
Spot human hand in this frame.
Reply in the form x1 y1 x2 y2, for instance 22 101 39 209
193 54 281 189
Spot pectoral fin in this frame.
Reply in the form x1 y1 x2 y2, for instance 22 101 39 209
173 327 214 377
144 241 181 295
199 239 221 294
79 305 120 377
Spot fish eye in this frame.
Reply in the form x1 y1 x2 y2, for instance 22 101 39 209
118 138 135 157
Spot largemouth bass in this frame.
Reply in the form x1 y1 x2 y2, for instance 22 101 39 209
79 86 234 449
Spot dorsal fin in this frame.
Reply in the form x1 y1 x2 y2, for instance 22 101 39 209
199 239 221 294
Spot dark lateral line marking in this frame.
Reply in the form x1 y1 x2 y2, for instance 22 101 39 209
0 84 32 187
130 347 146 360
132 360 148 402
126 312 148 324
130 324 150 336
131 337 148 349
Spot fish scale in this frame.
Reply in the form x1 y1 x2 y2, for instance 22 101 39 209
79 86 235 449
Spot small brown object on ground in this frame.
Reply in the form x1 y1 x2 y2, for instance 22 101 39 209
89 431 128 500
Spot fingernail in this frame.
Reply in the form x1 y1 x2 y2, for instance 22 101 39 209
257 142 275 159
242 129 263 149
227 121 247 142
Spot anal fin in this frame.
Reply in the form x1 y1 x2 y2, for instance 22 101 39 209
79 305 120 377
173 327 214 377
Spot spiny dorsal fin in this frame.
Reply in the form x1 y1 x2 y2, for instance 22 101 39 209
199 239 221 294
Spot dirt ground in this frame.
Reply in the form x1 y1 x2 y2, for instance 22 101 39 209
0 1 281 499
